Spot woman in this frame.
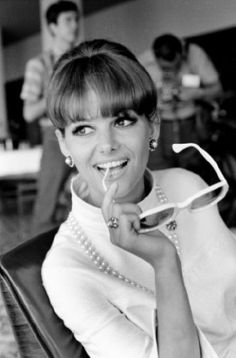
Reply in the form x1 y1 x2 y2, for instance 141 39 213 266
42 39 236 358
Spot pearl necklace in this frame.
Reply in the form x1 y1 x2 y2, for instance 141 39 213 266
155 185 181 256
67 213 155 296
66 184 180 297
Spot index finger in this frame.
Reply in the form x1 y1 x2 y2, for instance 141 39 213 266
101 182 119 222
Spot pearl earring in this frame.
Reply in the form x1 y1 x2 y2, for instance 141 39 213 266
149 139 158 152
65 156 74 167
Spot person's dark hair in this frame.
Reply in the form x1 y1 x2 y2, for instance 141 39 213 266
46 0 79 25
152 34 183 62
47 39 158 131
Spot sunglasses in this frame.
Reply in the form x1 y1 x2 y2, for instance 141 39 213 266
139 143 229 233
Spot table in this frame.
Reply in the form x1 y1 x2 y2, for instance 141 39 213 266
0 146 42 179
0 147 42 215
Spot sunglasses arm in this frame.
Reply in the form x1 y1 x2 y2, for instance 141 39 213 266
172 143 227 182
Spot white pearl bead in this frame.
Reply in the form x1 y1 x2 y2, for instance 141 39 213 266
68 202 165 297
155 185 181 257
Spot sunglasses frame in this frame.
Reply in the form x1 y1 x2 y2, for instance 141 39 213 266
139 143 229 233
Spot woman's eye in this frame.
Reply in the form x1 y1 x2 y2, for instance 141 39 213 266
115 118 135 127
72 126 93 136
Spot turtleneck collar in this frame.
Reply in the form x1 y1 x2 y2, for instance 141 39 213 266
70 169 159 236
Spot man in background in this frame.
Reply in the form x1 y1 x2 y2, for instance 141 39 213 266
21 0 80 236
139 33 222 170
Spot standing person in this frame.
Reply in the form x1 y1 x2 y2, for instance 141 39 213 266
20 1 81 236
42 39 236 358
139 33 222 170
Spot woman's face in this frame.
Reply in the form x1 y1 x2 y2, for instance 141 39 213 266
57 91 159 206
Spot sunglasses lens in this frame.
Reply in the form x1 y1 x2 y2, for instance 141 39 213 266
140 207 175 230
190 187 223 210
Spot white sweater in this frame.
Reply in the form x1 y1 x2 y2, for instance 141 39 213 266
42 169 236 357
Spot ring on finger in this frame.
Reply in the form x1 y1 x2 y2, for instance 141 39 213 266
107 216 119 229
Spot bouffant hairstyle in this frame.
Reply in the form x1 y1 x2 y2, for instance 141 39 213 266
47 39 158 132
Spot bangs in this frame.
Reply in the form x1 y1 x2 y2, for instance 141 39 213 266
48 52 158 128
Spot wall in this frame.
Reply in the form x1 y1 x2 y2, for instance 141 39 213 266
4 0 236 82
84 0 236 56
5 33 41 82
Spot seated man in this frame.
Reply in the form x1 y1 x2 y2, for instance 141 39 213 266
139 33 222 170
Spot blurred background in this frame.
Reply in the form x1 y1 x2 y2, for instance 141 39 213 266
2 0 236 152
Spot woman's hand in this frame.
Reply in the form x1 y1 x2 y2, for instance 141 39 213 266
102 183 177 268
103 184 200 358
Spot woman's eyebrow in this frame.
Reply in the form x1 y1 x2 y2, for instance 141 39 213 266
117 110 130 118
72 116 92 123
117 109 138 118
71 110 134 123
74 115 119 123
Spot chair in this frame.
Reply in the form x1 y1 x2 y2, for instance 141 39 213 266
0 177 38 215
0 227 89 358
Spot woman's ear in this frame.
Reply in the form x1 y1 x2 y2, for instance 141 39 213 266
55 129 70 158
150 115 160 141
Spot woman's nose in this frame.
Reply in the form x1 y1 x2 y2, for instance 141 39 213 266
98 130 119 154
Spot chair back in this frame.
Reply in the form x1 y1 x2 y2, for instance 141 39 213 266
0 228 89 358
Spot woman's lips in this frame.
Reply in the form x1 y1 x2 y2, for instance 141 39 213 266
96 159 128 174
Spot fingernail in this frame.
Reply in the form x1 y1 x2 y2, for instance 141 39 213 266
110 182 118 198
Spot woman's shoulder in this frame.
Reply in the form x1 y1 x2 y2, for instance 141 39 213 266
42 221 87 270
151 167 207 201
41 222 99 298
